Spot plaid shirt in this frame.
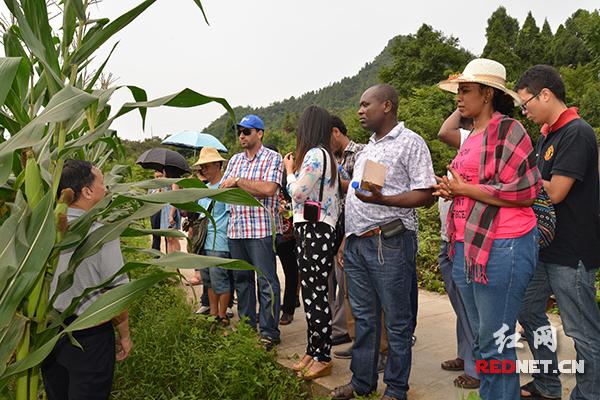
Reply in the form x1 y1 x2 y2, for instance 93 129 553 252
447 113 541 284
338 141 365 180
223 146 283 239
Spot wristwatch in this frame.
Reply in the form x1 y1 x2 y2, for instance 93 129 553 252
234 177 240 186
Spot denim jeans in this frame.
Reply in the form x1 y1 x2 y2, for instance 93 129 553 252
452 228 537 400
228 237 280 340
439 241 478 379
518 260 600 400
199 250 231 294
344 230 417 399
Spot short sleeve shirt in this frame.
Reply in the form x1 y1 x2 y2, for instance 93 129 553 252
345 122 436 236
198 180 230 252
536 118 600 269
222 146 283 239
50 208 129 316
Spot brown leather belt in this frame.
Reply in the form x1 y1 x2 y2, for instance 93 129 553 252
359 227 381 238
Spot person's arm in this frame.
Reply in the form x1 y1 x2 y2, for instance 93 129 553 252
438 109 463 149
236 179 279 198
168 183 179 226
339 179 350 193
221 153 281 198
543 176 575 204
336 236 346 269
285 149 322 204
112 309 132 361
437 168 535 207
355 184 435 207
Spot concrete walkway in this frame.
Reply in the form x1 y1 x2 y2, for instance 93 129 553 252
176 241 577 399
181 275 577 398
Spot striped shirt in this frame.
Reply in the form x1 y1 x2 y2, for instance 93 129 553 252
223 145 283 238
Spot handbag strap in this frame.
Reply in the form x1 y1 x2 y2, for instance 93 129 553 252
318 148 327 203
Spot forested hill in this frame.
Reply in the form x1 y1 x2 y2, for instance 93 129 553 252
202 36 396 138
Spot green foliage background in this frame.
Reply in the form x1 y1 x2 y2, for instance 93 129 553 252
121 7 600 293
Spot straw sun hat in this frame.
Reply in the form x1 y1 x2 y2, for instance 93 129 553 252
192 146 226 168
438 58 521 106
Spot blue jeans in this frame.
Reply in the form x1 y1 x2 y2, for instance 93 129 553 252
518 260 600 400
228 237 280 340
452 228 537 400
439 241 478 379
345 231 417 398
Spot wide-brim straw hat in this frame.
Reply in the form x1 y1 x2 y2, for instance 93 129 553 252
438 58 521 106
192 146 226 168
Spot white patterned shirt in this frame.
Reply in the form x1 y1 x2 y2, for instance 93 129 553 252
345 122 436 236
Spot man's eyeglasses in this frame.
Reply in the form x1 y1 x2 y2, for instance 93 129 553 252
238 128 254 136
520 92 540 114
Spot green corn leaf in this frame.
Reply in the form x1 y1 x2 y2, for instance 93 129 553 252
0 192 55 335
0 314 27 376
0 57 24 107
70 0 158 66
121 227 188 238
64 271 175 332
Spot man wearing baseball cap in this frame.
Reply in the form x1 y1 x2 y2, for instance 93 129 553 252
221 114 283 350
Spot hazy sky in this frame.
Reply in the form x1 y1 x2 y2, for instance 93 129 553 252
3 1 599 140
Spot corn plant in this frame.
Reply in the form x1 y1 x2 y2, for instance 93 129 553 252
0 1 257 399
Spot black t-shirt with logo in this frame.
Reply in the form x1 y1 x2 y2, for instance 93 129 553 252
536 118 600 269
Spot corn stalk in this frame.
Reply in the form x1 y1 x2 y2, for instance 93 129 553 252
0 1 250 399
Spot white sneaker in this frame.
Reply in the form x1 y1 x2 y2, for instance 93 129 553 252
226 307 234 318
195 305 210 315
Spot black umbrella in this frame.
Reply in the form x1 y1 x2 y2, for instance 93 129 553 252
136 148 191 176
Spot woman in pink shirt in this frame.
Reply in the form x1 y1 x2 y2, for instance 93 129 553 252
434 58 541 400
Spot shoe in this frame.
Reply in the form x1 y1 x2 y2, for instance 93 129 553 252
279 312 294 325
226 307 234 319
332 333 352 346
441 357 464 371
520 381 561 399
301 360 332 381
453 373 480 389
377 352 387 373
411 335 417 346
259 336 281 351
292 354 313 371
333 347 352 359
217 316 230 327
331 383 373 400
195 305 210 315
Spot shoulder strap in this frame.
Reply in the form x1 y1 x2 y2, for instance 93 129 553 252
318 148 327 203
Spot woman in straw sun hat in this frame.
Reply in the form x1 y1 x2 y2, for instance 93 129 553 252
190 147 234 326
434 58 541 400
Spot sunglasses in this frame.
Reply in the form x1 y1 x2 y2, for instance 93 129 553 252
520 92 540 114
238 128 254 136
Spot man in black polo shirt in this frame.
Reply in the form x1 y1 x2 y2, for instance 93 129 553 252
516 65 600 400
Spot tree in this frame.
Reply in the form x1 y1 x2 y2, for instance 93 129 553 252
481 7 521 80
0 2 261 399
379 24 473 97
551 10 595 67
515 12 542 71
539 19 554 65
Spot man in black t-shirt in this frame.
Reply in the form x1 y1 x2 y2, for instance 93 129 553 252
516 65 600 400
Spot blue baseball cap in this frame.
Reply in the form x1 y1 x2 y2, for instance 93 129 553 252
237 114 265 131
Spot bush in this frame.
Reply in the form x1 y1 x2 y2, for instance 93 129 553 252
111 280 306 400
417 206 445 293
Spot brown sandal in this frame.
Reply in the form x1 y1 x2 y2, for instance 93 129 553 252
330 383 357 400
453 373 480 389
441 357 464 371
